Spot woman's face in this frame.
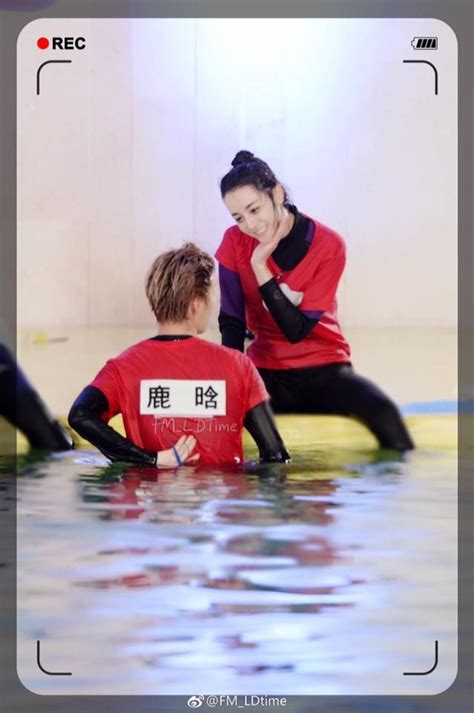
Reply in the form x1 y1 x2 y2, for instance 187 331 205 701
224 184 283 244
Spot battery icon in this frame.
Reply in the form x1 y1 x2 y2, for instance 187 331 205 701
411 37 438 49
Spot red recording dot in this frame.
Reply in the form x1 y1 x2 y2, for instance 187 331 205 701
37 37 49 50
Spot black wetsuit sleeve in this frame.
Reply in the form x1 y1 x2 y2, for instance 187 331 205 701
244 400 291 463
68 386 157 466
259 278 323 344
218 263 246 352
218 310 246 352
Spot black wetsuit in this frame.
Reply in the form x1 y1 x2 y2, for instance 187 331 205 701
218 207 414 451
0 344 72 451
69 335 291 466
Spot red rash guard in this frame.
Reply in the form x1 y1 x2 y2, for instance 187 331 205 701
90 337 269 465
215 217 351 370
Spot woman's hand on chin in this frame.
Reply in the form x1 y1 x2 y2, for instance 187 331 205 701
251 219 288 283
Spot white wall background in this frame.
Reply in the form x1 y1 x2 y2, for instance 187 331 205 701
17 18 457 329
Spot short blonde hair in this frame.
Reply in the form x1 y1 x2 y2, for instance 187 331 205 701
145 243 214 323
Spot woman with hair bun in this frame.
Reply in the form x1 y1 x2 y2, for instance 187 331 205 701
216 151 414 451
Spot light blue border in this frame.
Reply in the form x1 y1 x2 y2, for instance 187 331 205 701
401 399 473 415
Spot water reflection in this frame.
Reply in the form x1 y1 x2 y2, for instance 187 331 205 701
74 463 357 609
16 443 457 695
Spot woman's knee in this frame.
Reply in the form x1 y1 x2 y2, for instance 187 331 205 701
364 394 413 450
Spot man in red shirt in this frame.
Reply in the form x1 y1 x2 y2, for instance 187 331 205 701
69 243 290 467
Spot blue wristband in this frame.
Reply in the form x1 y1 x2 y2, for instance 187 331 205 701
172 445 184 467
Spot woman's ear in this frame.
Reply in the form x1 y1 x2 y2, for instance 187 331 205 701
272 183 285 206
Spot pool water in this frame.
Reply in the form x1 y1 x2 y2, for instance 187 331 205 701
13 414 457 696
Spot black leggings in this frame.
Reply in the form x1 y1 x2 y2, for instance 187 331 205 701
0 344 72 451
258 362 414 451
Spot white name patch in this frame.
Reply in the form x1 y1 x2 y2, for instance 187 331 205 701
140 379 226 417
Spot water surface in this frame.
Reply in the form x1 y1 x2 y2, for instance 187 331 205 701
15 417 457 696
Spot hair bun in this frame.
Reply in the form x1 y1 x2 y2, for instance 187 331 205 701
231 150 255 167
